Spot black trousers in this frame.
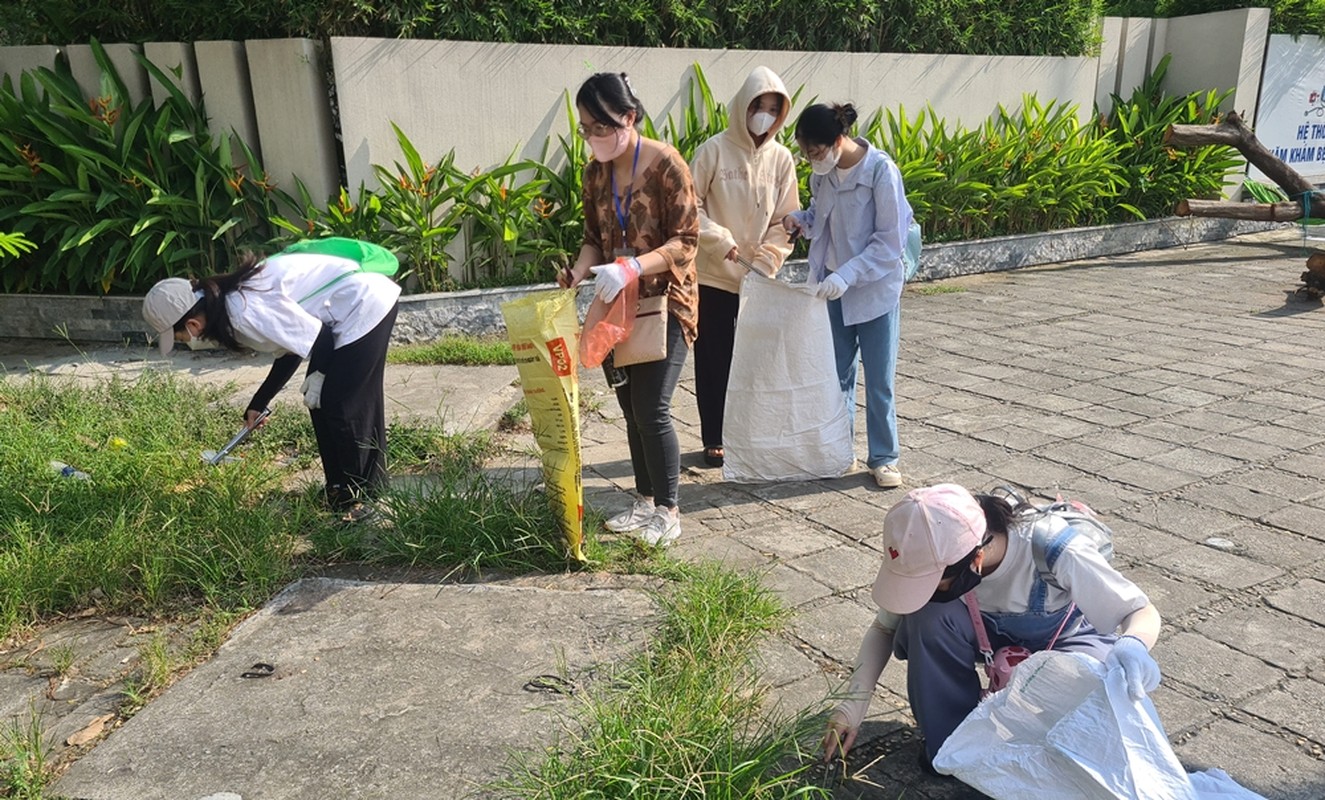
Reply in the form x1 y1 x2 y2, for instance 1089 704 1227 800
614 314 689 509
693 285 740 450
311 304 398 508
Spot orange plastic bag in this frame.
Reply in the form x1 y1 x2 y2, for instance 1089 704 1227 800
578 278 639 368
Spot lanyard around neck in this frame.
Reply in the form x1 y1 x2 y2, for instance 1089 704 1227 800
611 135 642 239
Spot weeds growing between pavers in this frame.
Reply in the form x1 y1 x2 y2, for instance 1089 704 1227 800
0 702 50 800
493 562 831 800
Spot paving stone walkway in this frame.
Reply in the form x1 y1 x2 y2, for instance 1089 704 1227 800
574 229 1325 799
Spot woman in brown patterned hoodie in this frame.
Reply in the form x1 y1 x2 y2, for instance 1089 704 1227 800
558 72 700 547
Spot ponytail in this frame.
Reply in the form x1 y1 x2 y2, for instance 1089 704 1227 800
794 102 858 147
176 251 265 352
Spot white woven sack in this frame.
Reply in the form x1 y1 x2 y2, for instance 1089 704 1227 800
721 274 853 483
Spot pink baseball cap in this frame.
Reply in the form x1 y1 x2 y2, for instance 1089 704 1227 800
871 484 987 615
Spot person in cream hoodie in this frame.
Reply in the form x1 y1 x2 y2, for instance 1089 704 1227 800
689 66 800 467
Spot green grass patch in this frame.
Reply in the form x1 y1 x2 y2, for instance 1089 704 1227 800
910 283 965 295
0 373 640 639
0 374 309 638
387 336 515 366
493 563 829 799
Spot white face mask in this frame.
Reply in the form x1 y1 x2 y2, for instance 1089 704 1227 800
184 334 219 351
181 321 218 350
809 146 840 175
748 111 776 136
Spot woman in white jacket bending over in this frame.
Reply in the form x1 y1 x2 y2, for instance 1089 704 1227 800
142 247 400 519
689 66 800 468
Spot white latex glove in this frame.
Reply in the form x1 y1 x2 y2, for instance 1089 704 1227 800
1105 635 1160 700
588 258 640 303
815 273 848 301
301 371 326 410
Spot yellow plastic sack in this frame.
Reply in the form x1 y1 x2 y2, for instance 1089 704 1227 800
500 289 585 561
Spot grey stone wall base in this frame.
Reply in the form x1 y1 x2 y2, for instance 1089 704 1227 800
0 218 1292 345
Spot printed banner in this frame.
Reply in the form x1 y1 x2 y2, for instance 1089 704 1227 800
1254 34 1325 184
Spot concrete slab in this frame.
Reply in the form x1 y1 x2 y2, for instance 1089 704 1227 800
53 578 657 800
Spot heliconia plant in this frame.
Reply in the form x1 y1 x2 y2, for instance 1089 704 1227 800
1 54 1243 295
0 40 288 293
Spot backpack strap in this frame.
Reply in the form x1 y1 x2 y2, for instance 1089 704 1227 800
1029 511 1076 591
297 268 362 304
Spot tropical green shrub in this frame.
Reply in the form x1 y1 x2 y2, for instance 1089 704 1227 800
1103 55 1242 219
0 41 288 293
280 124 468 292
8 0 1108 57
867 99 1131 241
2 54 1243 294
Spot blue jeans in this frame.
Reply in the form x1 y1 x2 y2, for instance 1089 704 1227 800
827 299 899 469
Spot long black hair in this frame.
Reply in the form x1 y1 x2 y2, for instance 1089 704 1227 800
794 102 858 147
576 72 646 129
174 251 266 352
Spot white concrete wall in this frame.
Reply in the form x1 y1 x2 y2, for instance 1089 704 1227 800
1096 17 1124 113
332 37 1097 191
246 39 339 206
1117 18 1155 99
1158 8 1270 125
0 45 58 88
194 41 263 163
143 42 201 107
65 43 150 107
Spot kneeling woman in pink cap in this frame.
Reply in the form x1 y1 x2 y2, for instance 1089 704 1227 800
823 483 1162 774
142 246 400 517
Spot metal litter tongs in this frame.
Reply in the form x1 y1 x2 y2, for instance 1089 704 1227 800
734 249 820 295
201 407 271 465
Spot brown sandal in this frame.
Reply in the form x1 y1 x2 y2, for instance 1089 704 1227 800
703 447 724 467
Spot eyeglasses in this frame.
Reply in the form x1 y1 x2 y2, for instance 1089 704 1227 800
576 121 619 139
800 144 832 162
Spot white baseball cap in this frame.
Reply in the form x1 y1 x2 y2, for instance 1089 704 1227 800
871 484 987 615
142 278 200 355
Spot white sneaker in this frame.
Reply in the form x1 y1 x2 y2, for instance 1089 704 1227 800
872 464 903 488
605 497 655 532
638 508 681 547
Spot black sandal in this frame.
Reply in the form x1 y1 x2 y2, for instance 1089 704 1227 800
703 447 724 467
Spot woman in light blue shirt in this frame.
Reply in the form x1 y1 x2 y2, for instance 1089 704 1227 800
783 103 914 488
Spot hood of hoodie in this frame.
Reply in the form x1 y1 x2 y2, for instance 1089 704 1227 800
724 67 791 152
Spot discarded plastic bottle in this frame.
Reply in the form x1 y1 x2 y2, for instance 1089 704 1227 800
49 460 91 481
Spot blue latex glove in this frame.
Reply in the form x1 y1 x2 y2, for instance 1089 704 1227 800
815 273 848 301
1105 635 1160 700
